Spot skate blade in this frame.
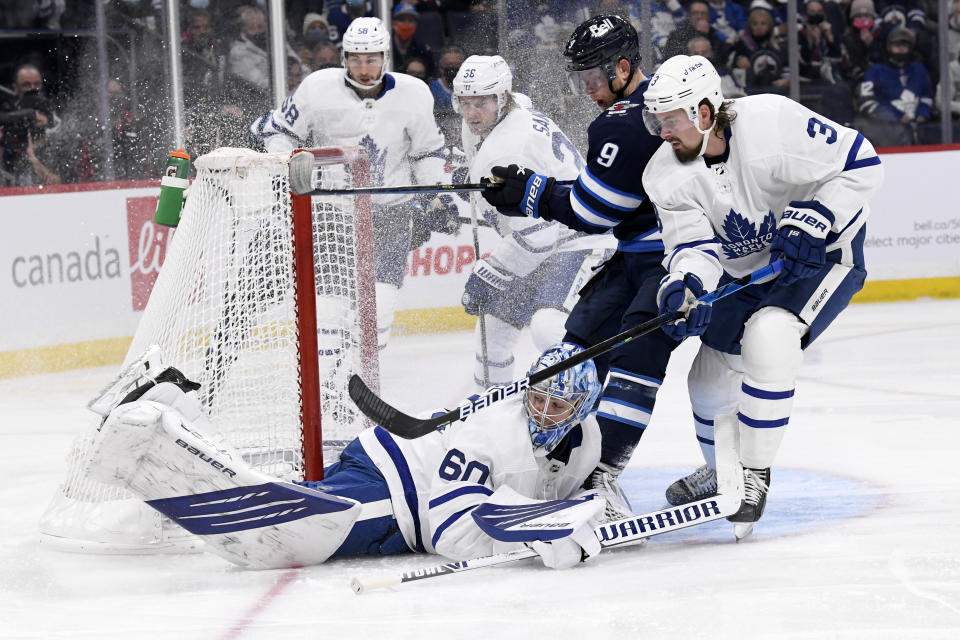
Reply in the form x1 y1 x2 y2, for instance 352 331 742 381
733 522 755 541
87 345 165 417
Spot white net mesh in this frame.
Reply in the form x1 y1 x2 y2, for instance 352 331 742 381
39 147 377 552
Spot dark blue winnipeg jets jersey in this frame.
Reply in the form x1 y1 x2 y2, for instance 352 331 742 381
547 81 664 253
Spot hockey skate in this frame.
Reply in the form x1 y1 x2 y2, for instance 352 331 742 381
726 467 770 541
584 463 635 523
87 345 200 419
665 464 718 506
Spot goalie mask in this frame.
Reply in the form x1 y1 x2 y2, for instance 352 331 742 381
341 17 391 89
452 55 513 120
642 54 723 158
523 343 601 456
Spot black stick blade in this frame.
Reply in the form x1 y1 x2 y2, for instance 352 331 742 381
347 375 456 439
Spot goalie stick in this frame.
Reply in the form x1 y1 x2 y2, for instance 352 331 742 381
350 491 741 594
349 260 784 439
351 414 743 593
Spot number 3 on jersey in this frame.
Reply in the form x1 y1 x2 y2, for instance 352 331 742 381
806 117 837 144
438 448 490 484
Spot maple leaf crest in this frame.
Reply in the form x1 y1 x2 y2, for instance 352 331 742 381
357 135 388 186
720 209 777 260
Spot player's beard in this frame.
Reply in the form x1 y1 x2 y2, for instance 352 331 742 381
669 135 703 163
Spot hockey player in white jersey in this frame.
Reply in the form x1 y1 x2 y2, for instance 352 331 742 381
256 17 459 349
86 343 605 569
641 55 883 538
453 54 613 389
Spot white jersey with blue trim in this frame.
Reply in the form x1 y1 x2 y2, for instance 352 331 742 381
260 68 447 206
356 400 600 558
357 424 449 554
427 399 601 561
463 104 612 277
642 93 884 290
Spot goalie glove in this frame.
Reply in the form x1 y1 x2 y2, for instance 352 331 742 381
771 201 833 285
480 164 555 219
462 258 514 316
529 524 601 570
657 272 712 341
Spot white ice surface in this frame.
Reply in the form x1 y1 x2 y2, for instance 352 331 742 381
2 299 959 639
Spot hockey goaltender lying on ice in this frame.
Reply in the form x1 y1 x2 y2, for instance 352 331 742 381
83 345 744 579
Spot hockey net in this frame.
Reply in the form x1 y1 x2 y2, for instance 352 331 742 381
39 146 379 553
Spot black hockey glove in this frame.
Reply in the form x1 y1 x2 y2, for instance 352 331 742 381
481 164 555 219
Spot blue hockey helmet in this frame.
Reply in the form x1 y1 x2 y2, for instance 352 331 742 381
524 343 601 455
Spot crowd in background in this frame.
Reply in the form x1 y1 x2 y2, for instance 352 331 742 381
1 0 959 187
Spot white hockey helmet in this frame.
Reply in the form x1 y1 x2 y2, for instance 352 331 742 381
452 55 513 118
341 17 391 89
643 55 724 157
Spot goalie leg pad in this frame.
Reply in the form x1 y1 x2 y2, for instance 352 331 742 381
88 395 360 568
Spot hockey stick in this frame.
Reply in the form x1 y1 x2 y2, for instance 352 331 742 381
349 260 784 438
470 195 491 387
350 491 740 594
289 151 573 197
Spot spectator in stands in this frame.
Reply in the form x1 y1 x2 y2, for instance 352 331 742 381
797 0 856 125
663 0 731 63
878 4 936 82
181 9 246 156
798 0 842 84
856 26 933 146
228 6 273 90
91 78 152 181
312 41 341 69
326 0 373 49
227 6 305 126
707 0 746 44
0 0 64 29
391 2 435 78
431 45 465 147
301 12 330 50
688 35 746 98
732 3 789 92
288 57 307 93
0 63 62 186
840 0 884 84
402 57 430 83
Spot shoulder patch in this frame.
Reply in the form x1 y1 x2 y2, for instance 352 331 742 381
604 100 640 116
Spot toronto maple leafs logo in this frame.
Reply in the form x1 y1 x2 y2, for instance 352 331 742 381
720 209 776 259
357 134 387 186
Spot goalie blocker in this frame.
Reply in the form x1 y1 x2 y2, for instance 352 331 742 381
351 413 744 592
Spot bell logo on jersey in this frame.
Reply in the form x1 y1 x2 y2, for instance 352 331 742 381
589 18 615 38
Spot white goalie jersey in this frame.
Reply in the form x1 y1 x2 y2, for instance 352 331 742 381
357 398 601 558
642 93 884 290
462 104 610 278
260 68 447 205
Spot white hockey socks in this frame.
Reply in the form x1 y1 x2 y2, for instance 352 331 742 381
738 307 806 469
